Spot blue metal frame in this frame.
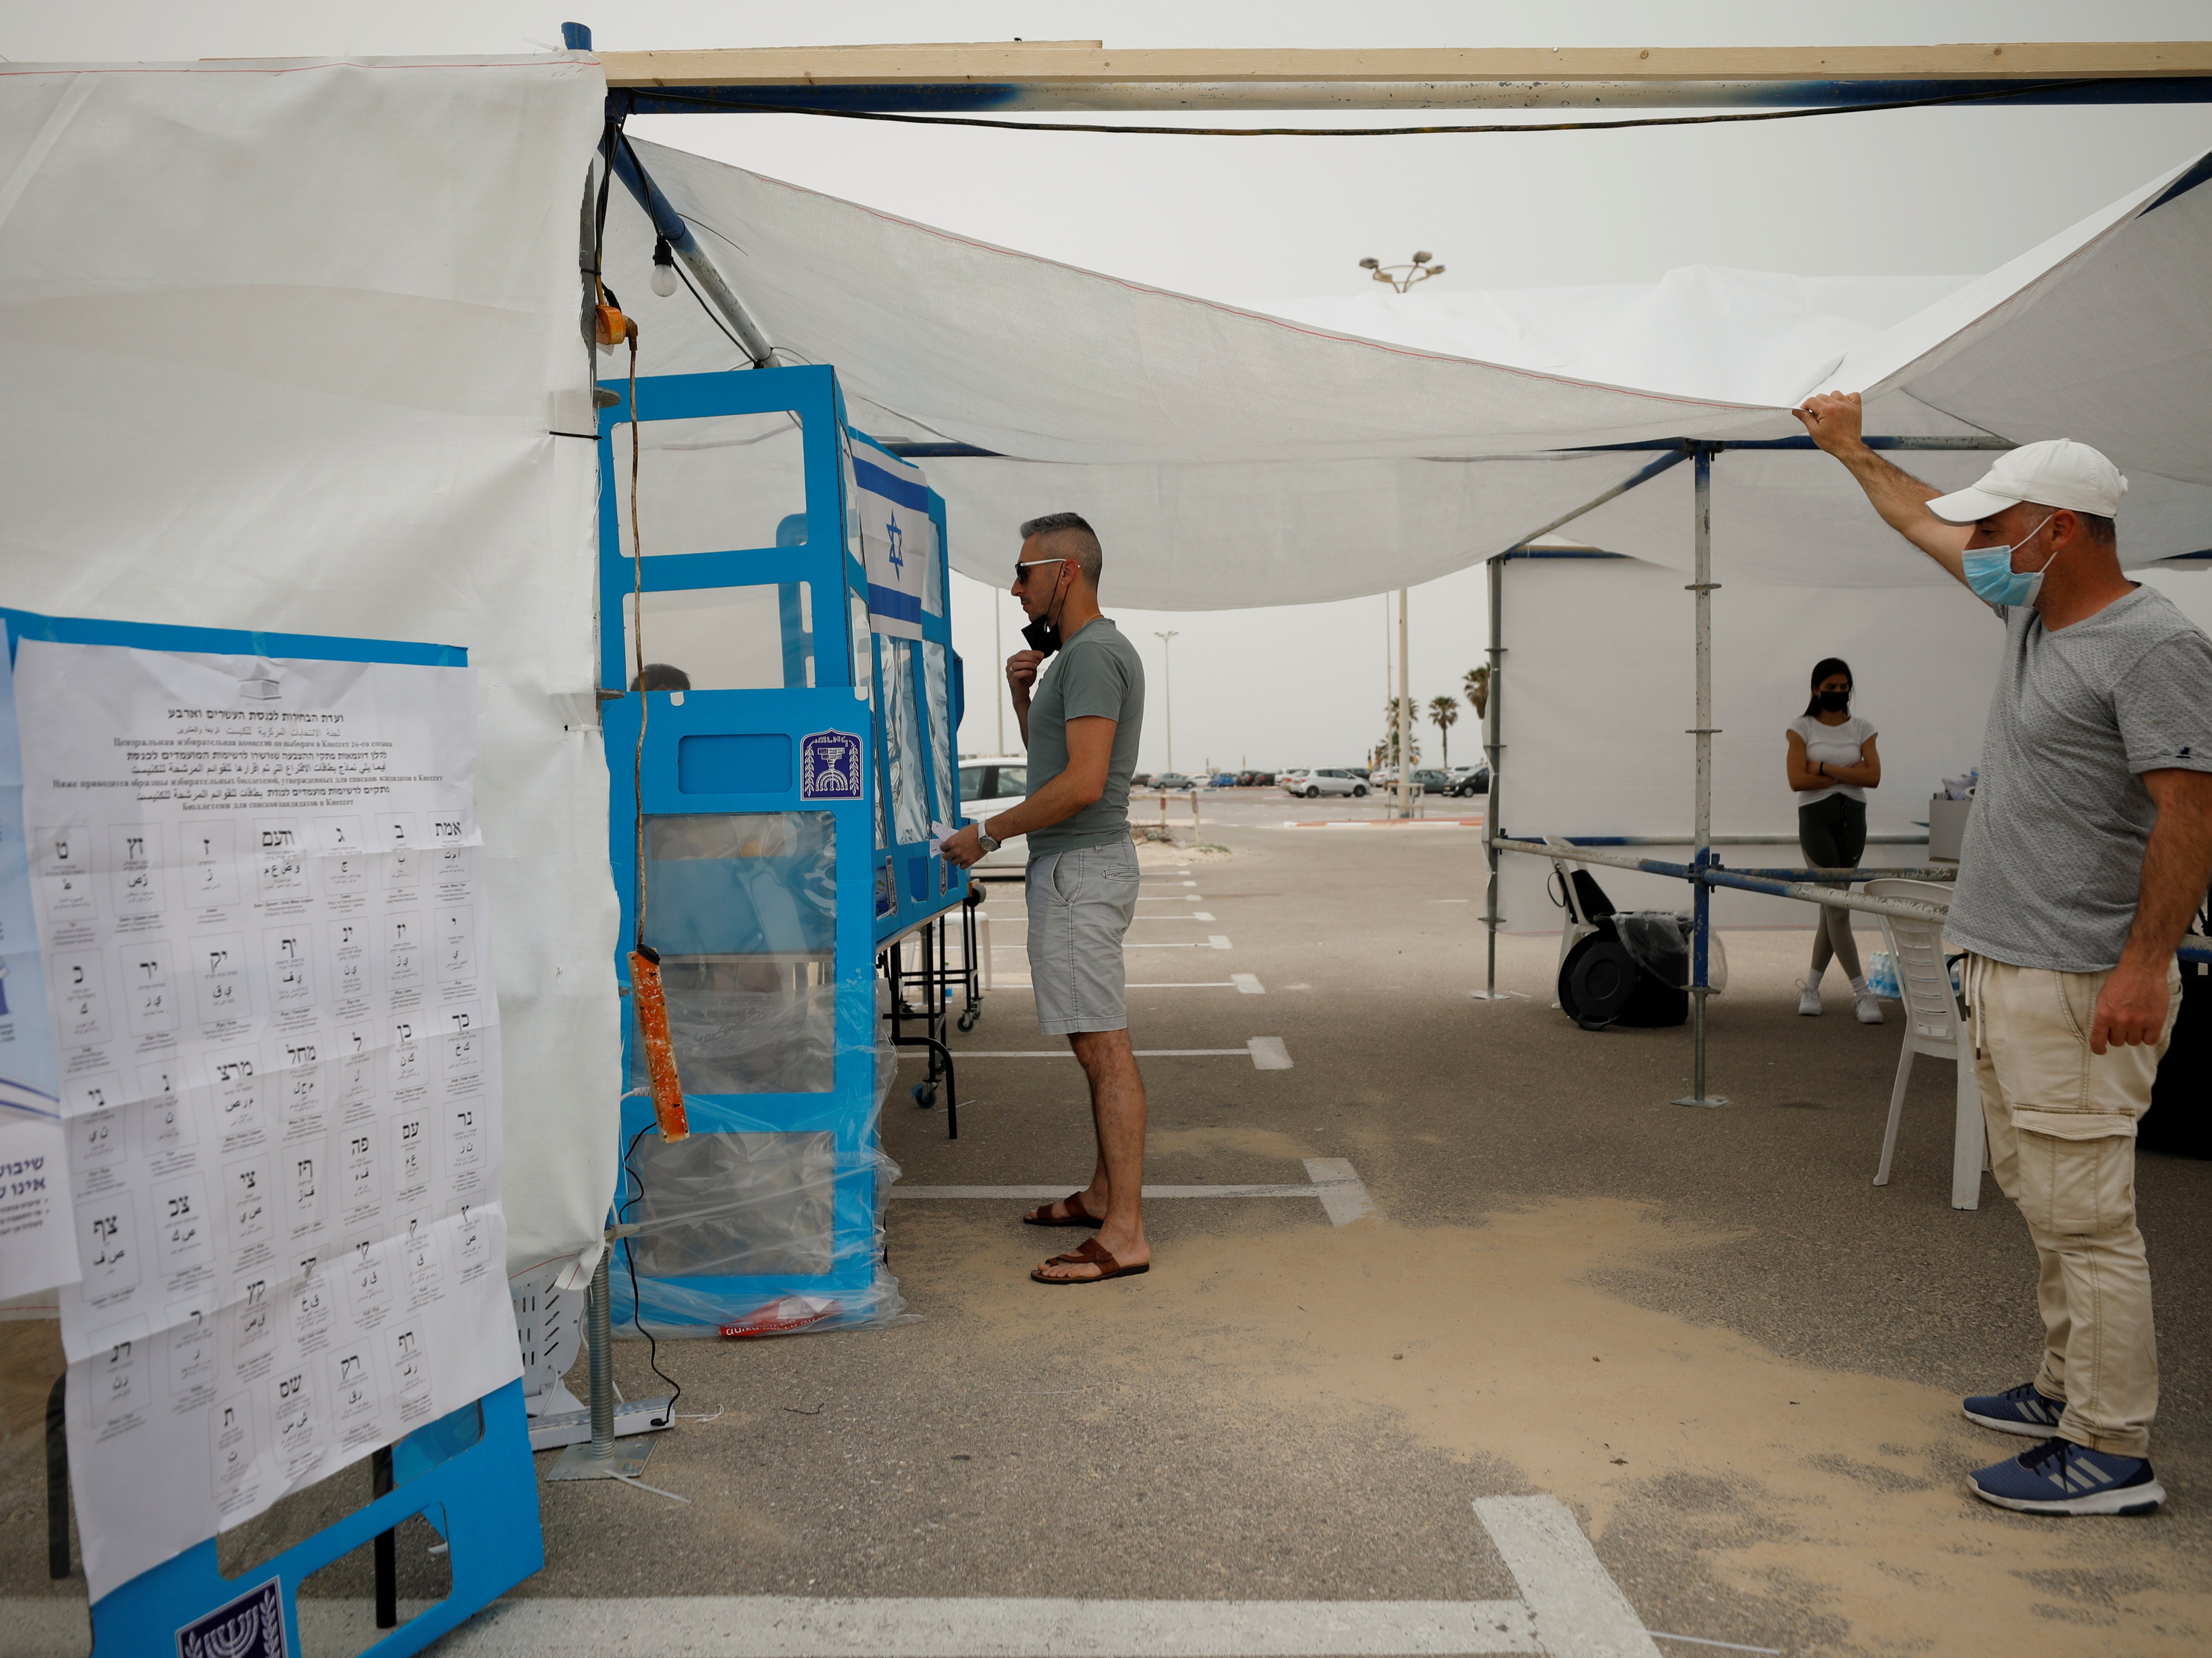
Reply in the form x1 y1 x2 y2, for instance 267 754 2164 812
0 608 539 1657
85 1385 540 1658
595 364 964 1332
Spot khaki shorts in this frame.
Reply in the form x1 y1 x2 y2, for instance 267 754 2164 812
1025 839 1139 1035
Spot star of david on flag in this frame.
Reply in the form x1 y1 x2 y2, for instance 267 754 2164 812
853 442 933 641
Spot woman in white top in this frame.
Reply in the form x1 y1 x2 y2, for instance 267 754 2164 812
1785 657 1884 1024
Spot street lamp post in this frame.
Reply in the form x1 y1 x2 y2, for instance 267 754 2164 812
1397 587 1412 819
1154 631 1179 774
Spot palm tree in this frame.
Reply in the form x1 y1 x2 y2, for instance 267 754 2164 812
1463 665 1490 721
1428 695 1459 767
1379 697 1420 767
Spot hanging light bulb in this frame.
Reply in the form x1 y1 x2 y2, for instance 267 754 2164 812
650 236 677 299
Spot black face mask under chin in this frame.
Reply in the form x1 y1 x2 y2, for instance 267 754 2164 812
1021 570 1069 657
1818 690 1850 713
1020 615 1062 657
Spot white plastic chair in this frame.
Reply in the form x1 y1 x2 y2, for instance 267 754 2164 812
1866 877 1987 1209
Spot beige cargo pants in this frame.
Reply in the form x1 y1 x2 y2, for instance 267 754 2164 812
1965 953 2182 1458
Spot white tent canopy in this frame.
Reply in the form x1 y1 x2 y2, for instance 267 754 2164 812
1 55 617 1282
607 137 2212 608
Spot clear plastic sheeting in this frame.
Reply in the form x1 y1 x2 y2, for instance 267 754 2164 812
1614 912 1730 994
627 1130 837 1278
635 978 836 1095
639 813 837 1093
624 582 813 692
878 635 932 846
609 1044 909 1339
611 410 808 557
921 639 955 827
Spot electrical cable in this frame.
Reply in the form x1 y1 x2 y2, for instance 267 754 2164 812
618 1122 683 1411
625 76 2115 137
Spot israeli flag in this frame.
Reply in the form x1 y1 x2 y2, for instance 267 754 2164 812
852 442 936 641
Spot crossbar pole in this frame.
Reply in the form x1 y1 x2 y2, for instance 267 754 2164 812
610 142 776 367
1481 553 1503 998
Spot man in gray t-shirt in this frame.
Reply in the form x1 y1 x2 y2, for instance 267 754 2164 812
1803 393 2212 1519
940 512 1151 1288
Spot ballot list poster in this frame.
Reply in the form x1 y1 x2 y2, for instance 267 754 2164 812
0 644 75 1301
16 639 519 1600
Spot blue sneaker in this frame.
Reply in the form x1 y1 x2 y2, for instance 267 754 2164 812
1969 1436 2165 1515
1964 1381 2067 1437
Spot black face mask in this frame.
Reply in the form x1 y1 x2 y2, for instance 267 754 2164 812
1020 565 1069 658
1818 689 1850 713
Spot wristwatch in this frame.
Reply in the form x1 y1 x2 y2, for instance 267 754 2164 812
975 827 1002 854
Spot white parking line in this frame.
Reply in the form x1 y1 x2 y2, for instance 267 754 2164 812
994 980 1238 991
901 1038 1291 1070
385 1594 1540 1656
890 1161 1372 1226
1232 973 1265 994
1303 1158 1376 1225
1475 1496 1663 1658
998 940 1228 950
1132 913 1217 922
294 1496 1653 1658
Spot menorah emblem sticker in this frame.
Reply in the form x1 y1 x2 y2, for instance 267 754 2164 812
176 1577 286 1658
799 730 865 801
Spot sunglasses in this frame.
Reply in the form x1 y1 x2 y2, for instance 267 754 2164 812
1012 556 1067 585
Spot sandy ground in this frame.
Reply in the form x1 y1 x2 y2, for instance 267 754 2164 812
5 794 2209 1656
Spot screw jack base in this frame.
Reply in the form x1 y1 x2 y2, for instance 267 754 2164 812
547 1435 657 1482
1673 1094 1730 1109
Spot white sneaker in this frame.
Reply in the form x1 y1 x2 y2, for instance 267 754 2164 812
1798 977 1823 1017
1851 977 1884 1024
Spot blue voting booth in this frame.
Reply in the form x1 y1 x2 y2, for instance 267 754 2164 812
595 364 969 1337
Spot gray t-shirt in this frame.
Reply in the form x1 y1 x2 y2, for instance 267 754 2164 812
1947 586 2212 972
1023 617 1145 856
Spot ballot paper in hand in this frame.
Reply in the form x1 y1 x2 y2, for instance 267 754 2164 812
929 821 958 855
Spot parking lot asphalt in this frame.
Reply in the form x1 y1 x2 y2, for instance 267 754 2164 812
5 790 2208 1656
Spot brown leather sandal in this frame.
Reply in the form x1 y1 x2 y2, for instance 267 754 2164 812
1022 1191 1102 1227
1032 1236 1150 1284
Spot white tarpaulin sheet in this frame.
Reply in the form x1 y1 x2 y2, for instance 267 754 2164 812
600 139 2212 608
1490 553 2008 934
0 55 617 1287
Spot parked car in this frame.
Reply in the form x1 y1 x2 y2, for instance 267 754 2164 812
1209 771 1236 789
1235 770 1276 788
1283 767 1366 799
956 755 1030 871
1155 772 1195 791
1131 771 1154 788
1447 765 1492 798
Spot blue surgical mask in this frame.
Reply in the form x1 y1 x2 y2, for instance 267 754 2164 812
1961 513 2057 608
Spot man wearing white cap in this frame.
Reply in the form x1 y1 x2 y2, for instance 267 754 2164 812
1799 393 2212 1516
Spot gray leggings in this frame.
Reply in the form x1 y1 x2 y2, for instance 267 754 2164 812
1798 795 1867 982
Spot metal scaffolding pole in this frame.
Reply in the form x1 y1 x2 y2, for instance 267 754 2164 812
1676 446 1727 1107
1474 553 1508 999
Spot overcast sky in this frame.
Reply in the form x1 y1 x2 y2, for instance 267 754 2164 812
19 3 2212 772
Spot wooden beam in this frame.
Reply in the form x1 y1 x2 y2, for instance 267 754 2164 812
602 40 2212 90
